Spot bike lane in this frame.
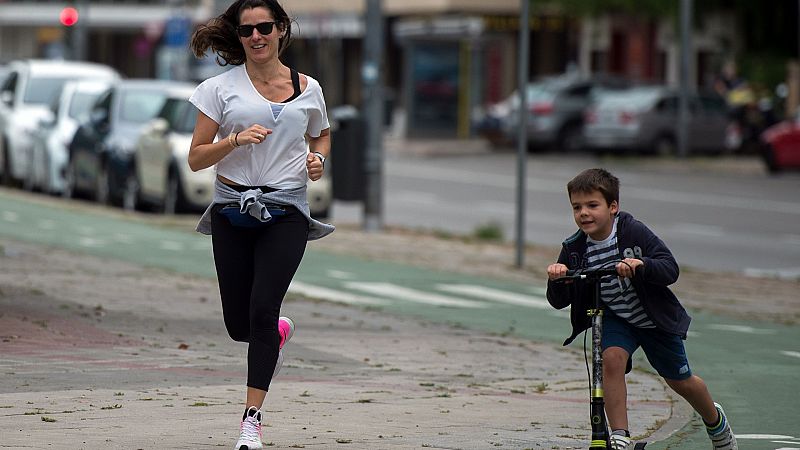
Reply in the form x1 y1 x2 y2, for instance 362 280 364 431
0 192 798 450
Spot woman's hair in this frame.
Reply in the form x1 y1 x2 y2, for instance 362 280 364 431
190 0 293 66
567 168 620 206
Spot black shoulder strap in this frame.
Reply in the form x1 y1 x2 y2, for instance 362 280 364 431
281 69 302 103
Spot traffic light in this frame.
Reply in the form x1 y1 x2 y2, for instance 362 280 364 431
60 7 79 27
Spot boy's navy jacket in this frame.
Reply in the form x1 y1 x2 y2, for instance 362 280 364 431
546 211 691 346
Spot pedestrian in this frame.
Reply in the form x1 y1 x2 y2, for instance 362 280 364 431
188 1 334 448
545 169 737 450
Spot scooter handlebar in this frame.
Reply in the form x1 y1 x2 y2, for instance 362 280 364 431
556 266 620 281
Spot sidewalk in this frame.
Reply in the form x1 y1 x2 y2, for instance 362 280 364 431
0 238 686 449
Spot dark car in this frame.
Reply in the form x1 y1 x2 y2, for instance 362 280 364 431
473 73 629 152
65 79 196 205
760 110 800 173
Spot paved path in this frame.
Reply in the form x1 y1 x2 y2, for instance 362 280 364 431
2 189 800 449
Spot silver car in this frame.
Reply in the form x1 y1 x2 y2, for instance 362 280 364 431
473 73 629 152
0 59 119 186
583 86 733 155
27 79 113 194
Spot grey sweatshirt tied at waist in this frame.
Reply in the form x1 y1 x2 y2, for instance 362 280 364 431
195 179 335 240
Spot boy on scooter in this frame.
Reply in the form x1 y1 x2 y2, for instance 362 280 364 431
545 168 737 450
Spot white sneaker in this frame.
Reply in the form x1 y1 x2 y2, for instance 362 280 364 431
707 403 737 450
610 432 631 450
235 406 263 450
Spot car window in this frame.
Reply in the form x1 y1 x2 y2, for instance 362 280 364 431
119 90 167 124
698 95 727 114
69 91 103 120
1 72 18 99
23 77 73 106
157 98 187 129
174 103 197 134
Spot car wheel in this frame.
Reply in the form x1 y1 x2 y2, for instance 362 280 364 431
122 171 140 211
0 138 11 187
762 143 781 174
63 158 76 199
95 164 110 205
558 123 584 153
164 170 182 215
652 134 676 156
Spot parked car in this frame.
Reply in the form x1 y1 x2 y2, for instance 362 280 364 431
760 109 800 173
583 86 734 155
0 59 119 186
473 73 629 152
129 91 214 213
65 79 196 205
27 79 113 194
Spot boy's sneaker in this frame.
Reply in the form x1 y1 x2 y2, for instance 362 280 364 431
278 317 294 349
610 430 631 450
235 406 263 450
706 402 738 450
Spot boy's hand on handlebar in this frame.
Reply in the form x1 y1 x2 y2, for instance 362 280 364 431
547 263 569 281
616 258 643 278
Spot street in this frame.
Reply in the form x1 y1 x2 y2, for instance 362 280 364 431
334 147 800 276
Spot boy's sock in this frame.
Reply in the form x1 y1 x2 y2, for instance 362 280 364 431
704 403 738 450
610 429 631 450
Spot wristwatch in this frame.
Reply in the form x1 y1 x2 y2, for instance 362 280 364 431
312 151 326 168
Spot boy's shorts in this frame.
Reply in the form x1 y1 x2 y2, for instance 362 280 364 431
601 311 692 380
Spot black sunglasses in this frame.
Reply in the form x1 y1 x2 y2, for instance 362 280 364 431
236 21 276 38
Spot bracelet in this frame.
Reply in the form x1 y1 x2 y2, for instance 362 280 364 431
313 151 326 168
227 133 235 148
234 132 240 147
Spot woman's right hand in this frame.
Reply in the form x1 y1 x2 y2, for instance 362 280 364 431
236 124 273 146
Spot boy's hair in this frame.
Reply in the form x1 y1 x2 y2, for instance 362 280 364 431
567 168 619 206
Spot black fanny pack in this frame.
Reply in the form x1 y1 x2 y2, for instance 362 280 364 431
218 203 287 228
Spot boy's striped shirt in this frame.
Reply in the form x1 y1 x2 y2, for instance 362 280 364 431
586 215 655 328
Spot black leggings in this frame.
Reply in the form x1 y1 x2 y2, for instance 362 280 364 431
210 203 309 391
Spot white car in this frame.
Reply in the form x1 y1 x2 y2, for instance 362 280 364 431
0 59 119 186
130 87 215 213
27 79 113 194
131 91 332 218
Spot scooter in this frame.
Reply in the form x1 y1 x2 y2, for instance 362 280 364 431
557 266 647 450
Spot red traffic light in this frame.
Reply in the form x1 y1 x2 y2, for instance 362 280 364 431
60 7 79 27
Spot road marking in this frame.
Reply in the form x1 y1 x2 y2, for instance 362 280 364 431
2 211 19 222
344 282 487 308
737 435 796 440
743 266 800 280
706 324 777 334
435 284 551 309
159 241 184 251
78 237 105 247
327 270 356 280
289 281 389 306
780 351 800 360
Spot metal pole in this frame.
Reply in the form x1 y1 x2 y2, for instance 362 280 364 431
72 0 89 61
515 0 531 268
677 0 692 158
362 0 384 232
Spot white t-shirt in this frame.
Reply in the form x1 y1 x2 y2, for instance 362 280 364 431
189 65 329 189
